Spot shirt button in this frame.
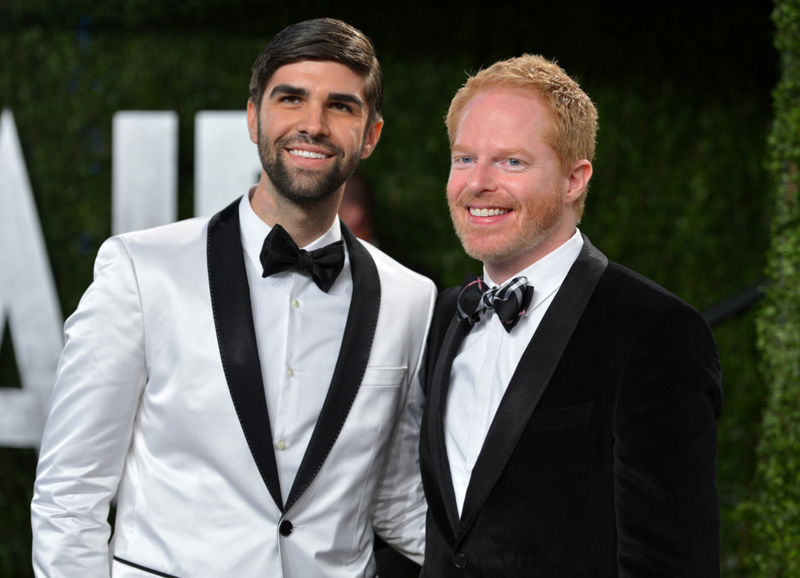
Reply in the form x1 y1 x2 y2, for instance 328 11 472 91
277 441 286 450
452 553 467 568
287 368 294 377
291 299 299 308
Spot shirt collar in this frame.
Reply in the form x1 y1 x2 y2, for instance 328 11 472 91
238 191 344 272
483 229 584 315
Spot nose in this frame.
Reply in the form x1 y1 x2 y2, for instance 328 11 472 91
467 161 496 195
296 103 328 138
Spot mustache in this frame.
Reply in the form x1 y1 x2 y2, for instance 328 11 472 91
454 192 517 210
276 134 344 157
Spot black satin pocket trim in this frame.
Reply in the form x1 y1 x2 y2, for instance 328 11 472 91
113 556 180 578
527 402 594 432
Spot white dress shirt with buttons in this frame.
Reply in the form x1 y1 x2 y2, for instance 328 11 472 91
239 194 352 503
445 230 584 515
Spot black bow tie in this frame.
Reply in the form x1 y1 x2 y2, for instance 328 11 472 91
456 272 533 333
260 224 345 293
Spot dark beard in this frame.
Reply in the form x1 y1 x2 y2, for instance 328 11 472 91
258 122 362 208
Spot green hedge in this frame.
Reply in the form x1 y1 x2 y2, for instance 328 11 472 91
743 0 800 574
0 2 778 576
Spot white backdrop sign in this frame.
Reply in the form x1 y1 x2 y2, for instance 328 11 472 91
195 110 262 217
112 111 179 235
0 109 65 447
0 108 260 448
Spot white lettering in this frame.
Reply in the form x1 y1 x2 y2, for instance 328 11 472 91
194 111 261 217
112 111 179 235
0 109 64 447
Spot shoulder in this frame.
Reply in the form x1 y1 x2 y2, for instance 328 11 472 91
359 239 437 297
570 244 716 361
115 216 210 250
357 241 438 346
574 235 699 322
595 261 719 382
579 259 723 422
100 216 211 264
596 260 701 320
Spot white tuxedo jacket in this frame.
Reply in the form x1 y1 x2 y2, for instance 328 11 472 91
31 199 436 578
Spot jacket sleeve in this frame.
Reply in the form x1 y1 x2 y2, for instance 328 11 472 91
31 237 149 578
368 278 437 565
613 302 723 577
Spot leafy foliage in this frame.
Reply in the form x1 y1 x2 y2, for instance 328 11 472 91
742 0 800 574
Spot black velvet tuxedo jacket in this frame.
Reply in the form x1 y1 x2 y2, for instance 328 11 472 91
420 236 723 577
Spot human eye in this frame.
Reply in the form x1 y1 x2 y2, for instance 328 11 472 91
453 155 474 166
507 158 522 166
330 102 354 113
279 95 302 105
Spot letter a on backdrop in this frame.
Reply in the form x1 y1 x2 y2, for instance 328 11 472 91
0 109 64 448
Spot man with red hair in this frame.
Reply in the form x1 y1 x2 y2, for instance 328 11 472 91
420 54 722 576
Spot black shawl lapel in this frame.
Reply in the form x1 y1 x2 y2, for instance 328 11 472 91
455 235 608 543
284 222 381 512
427 314 474 538
207 197 284 512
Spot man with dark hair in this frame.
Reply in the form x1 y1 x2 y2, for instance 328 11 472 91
32 18 433 578
420 54 723 576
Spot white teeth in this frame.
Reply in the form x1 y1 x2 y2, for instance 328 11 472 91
289 149 329 159
470 208 509 217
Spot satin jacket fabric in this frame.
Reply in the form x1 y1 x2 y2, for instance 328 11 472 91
420 236 723 577
31 198 435 578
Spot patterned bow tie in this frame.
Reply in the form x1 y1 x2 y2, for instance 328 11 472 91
456 272 534 333
260 224 345 293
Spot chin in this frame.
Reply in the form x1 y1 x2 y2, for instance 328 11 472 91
465 247 516 265
459 236 518 264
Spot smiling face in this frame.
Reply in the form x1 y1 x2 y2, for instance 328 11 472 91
247 59 382 208
447 90 590 283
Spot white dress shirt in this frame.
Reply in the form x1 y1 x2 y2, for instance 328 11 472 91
445 230 584 515
238 193 352 504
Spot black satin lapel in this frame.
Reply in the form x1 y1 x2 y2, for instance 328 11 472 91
207 197 284 512
284 223 380 512
427 313 473 537
456 236 608 541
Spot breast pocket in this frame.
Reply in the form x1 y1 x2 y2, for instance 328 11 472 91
360 366 408 387
349 367 408 435
527 402 594 433
340 367 409 455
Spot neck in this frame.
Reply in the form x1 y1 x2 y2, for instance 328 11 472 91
249 175 344 248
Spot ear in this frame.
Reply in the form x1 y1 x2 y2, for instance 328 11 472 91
246 100 259 145
360 119 384 159
565 160 593 204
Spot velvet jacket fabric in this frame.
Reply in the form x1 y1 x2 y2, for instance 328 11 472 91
32 198 435 578
420 236 723 577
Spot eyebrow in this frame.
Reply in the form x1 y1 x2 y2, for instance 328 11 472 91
327 92 364 109
450 144 476 155
451 145 530 160
269 84 309 99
